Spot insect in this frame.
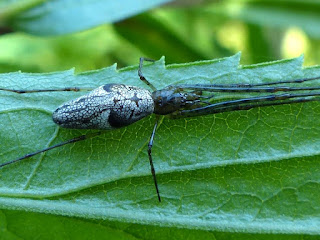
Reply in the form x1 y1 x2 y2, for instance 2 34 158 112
1 58 320 202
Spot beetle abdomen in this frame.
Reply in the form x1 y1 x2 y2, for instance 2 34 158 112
52 84 154 130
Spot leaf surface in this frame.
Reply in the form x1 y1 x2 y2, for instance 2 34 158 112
1 54 320 234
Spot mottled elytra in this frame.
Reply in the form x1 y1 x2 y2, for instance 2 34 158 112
1 58 320 202
52 84 154 129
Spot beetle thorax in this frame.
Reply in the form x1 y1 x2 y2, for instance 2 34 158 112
152 88 189 115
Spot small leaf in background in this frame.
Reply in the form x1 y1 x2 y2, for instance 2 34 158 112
1 0 173 36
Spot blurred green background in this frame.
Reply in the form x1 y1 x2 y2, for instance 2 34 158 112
1 0 320 239
1 0 320 74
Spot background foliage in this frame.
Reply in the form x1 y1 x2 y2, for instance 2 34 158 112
1 0 320 239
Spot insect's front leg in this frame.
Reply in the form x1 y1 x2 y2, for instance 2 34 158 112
0 87 94 94
0 132 103 168
138 57 157 91
147 116 161 202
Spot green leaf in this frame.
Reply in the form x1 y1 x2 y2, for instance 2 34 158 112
1 54 320 234
5 209 315 240
5 209 319 240
3 0 173 36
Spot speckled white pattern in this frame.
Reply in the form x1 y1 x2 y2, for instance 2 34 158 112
52 84 154 130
